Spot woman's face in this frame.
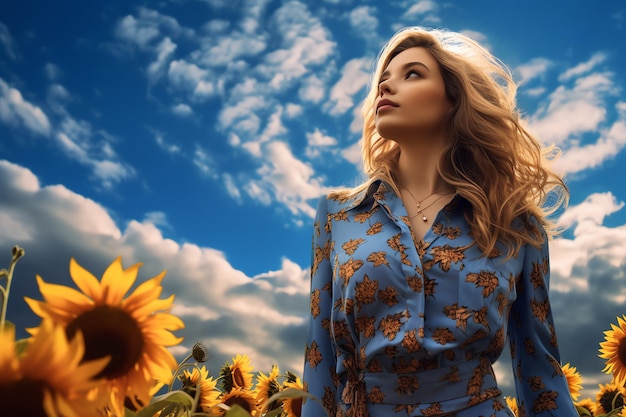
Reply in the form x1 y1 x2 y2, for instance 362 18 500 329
375 47 452 142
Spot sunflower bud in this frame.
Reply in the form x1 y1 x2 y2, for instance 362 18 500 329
192 343 209 363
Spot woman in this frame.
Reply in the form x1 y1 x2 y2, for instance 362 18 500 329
302 27 577 417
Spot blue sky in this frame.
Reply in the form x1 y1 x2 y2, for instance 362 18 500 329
1 0 625 401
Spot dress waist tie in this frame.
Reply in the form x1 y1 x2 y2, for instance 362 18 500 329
342 357 501 417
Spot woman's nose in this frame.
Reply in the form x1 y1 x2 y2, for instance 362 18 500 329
379 79 393 96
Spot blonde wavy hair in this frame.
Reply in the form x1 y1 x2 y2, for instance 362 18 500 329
339 27 568 257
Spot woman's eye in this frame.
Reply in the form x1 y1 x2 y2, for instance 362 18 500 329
406 70 420 79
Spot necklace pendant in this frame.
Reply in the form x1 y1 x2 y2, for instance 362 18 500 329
422 215 427 222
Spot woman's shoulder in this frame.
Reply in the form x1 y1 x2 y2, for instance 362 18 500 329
318 180 380 212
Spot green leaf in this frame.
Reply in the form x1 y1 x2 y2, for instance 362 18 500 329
575 404 593 416
135 391 195 417
223 404 253 417
15 337 29 358
262 406 285 417
124 408 137 417
260 388 329 417
3 320 15 333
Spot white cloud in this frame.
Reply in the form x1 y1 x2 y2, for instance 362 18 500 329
147 37 177 82
0 22 19 60
44 63 61 81
521 86 547 97
152 130 181 154
401 0 440 23
257 141 327 218
0 78 51 137
341 139 362 167
284 103 303 118
46 83 71 115
529 71 614 145
554 118 626 174
55 117 135 189
305 128 337 158
222 173 241 201
259 1 336 90
171 103 193 117
349 6 378 30
326 57 371 114
515 57 552 85
168 59 215 100
115 7 192 49
559 52 607 82
298 75 326 104
0 160 309 375
218 95 265 135
115 14 160 48
348 5 379 45
191 31 267 68
192 145 215 177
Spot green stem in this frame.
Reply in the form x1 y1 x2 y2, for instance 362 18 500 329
169 352 194 391
0 246 25 332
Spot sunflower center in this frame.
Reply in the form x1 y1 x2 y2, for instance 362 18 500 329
0 378 48 416
599 389 624 414
224 396 253 413
66 305 144 379
290 398 303 417
232 368 246 388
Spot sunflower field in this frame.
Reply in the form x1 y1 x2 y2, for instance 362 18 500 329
0 246 313 417
2 245 626 417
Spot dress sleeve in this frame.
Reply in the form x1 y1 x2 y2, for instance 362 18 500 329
302 196 337 417
508 222 578 416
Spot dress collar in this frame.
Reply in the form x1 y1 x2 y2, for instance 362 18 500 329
336 179 464 216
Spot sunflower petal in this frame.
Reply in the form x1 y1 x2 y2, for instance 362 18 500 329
69 258 102 301
101 257 140 304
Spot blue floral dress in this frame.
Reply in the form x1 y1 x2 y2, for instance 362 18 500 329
302 181 578 417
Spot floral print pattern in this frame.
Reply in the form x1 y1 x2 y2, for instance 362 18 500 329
302 181 578 417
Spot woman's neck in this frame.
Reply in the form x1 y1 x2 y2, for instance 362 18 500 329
396 142 451 199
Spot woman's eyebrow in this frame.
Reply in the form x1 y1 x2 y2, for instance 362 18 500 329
380 61 431 79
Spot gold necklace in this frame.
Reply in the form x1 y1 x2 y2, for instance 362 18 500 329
403 188 455 222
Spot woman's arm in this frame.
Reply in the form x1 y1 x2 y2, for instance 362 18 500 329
302 196 337 417
508 221 578 416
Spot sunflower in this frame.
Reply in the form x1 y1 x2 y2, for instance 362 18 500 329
220 387 259 416
574 397 595 416
282 375 305 417
179 366 221 413
220 353 254 392
255 364 281 411
24 257 184 415
600 315 626 386
561 363 583 400
595 381 626 414
0 319 109 417
505 396 518 416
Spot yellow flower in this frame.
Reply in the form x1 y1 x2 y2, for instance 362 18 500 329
600 315 626 386
561 363 583 400
595 381 626 414
505 396 518 416
179 366 221 413
220 388 258 415
220 354 254 392
574 397 595 416
24 257 184 415
255 364 281 411
282 375 305 417
0 319 109 417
